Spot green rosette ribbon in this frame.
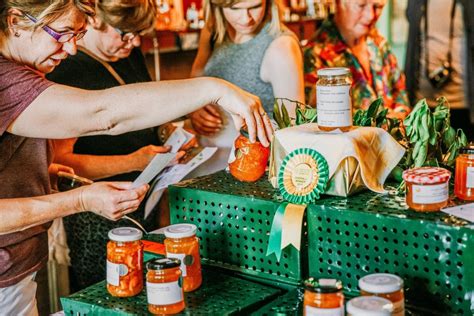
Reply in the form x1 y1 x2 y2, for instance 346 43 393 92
278 148 329 204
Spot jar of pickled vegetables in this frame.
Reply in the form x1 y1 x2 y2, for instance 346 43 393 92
106 227 143 297
402 167 451 212
228 129 270 182
346 296 394 316
303 277 344 315
359 273 404 316
164 224 202 292
316 67 353 132
455 144 474 200
146 258 185 315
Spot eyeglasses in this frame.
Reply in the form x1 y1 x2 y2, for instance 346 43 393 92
114 27 140 42
23 13 87 43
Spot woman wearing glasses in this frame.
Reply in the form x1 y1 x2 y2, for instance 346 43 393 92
304 0 410 117
0 0 272 314
46 0 178 292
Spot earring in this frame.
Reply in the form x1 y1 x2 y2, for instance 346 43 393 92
14 31 20 37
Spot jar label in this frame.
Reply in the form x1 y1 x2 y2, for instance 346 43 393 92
305 306 344 316
467 167 474 188
166 253 187 276
146 281 183 305
317 85 351 127
412 182 448 204
106 260 122 286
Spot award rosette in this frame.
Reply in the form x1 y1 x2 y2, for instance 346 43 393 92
278 148 329 204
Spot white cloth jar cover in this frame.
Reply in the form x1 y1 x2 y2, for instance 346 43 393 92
269 124 406 197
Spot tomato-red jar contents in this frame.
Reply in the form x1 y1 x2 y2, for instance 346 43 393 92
359 273 404 316
455 144 474 201
303 277 344 315
106 227 143 297
146 258 185 315
164 224 202 292
402 167 451 212
229 129 270 182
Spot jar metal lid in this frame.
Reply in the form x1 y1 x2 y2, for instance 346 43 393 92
108 227 143 242
346 296 394 316
303 277 343 293
358 273 403 294
459 144 474 155
317 67 350 77
164 224 197 239
402 167 451 184
146 258 181 270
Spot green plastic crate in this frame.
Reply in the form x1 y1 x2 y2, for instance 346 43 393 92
169 171 307 287
61 268 283 315
308 191 474 315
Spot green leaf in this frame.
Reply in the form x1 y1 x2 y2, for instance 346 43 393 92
366 98 383 118
305 108 317 122
376 108 388 127
458 129 468 147
353 110 364 125
442 127 456 147
273 100 287 129
414 142 428 167
390 166 404 183
281 102 290 127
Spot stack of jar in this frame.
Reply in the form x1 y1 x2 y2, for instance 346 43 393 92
106 224 202 315
303 273 404 315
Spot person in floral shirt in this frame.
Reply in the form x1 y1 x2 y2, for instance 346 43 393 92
304 0 410 118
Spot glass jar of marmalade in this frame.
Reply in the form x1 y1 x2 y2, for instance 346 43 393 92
106 227 143 297
402 167 451 212
316 67 353 132
346 296 394 316
455 144 474 201
303 277 344 315
359 273 404 316
164 224 202 292
146 258 185 315
228 129 270 182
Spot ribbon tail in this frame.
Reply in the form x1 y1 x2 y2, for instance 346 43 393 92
266 203 287 261
281 204 306 251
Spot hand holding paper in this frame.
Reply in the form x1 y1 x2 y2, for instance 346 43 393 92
132 153 176 189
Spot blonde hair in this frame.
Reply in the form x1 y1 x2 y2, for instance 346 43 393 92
95 0 157 33
204 0 281 44
0 0 94 35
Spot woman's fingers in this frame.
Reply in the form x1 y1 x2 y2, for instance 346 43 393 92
204 104 222 118
190 108 222 134
79 182 149 220
151 145 172 153
253 110 270 147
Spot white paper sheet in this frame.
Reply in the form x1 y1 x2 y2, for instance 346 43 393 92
164 128 187 153
164 127 195 153
442 203 474 223
144 147 217 218
131 153 175 189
